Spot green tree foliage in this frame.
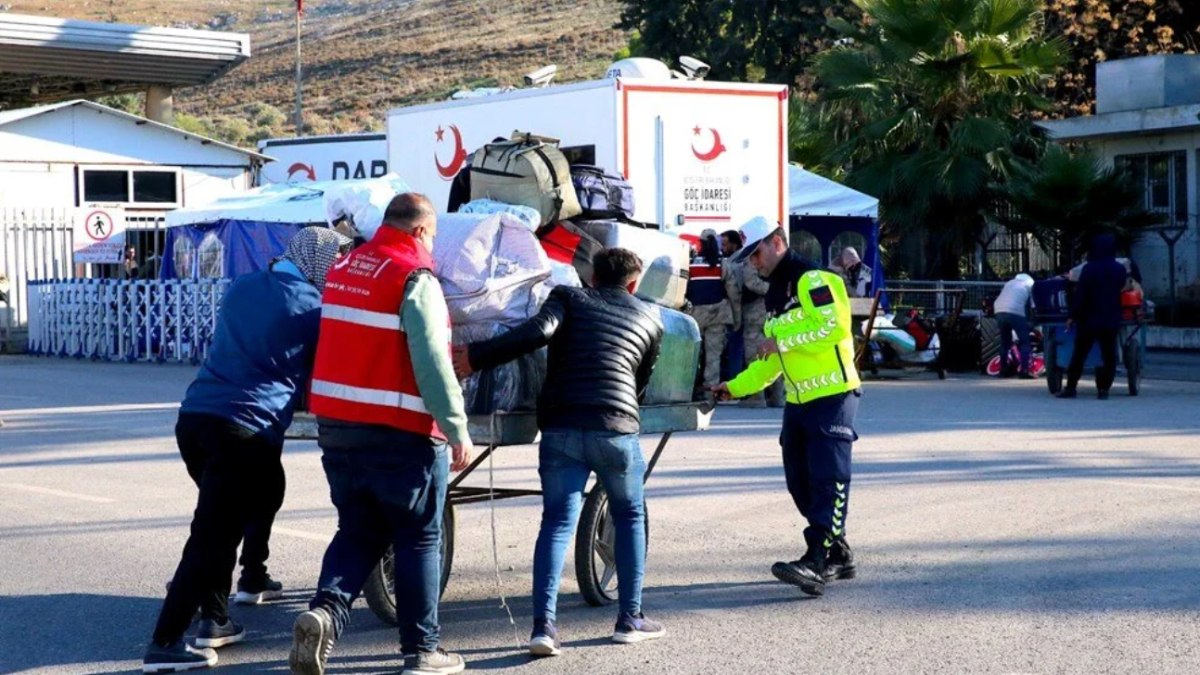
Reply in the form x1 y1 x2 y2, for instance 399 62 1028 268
803 0 1065 278
999 145 1161 266
617 1 859 86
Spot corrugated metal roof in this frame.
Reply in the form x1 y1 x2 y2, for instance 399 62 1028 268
0 99 270 161
0 13 249 107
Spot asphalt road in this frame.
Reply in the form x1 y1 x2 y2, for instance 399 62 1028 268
1 356 1198 675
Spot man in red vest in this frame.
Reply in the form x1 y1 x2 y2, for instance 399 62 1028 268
288 193 473 675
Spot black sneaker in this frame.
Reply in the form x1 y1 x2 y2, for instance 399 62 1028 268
401 648 466 674
194 618 245 649
528 618 561 657
1056 388 1077 399
235 575 284 605
289 608 336 675
1097 390 1109 400
612 612 666 644
142 641 217 673
772 546 827 597
824 539 857 581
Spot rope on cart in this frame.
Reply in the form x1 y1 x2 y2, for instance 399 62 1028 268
487 412 523 651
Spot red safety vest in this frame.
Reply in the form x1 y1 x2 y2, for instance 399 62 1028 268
309 227 446 441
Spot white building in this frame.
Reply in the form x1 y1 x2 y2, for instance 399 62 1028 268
1040 55 1200 304
0 99 267 339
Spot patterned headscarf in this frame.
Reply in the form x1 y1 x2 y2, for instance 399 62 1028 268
280 226 352 292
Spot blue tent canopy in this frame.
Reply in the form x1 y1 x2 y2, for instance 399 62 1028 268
161 219 303 280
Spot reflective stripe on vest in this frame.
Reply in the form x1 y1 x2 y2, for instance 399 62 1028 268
311 379 427 414
322 303 404 331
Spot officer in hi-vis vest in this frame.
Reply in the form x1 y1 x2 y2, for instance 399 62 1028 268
713 216 862 598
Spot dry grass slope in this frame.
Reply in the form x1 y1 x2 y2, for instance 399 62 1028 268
7 0 627 139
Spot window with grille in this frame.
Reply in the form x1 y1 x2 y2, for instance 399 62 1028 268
1114 151 1188 226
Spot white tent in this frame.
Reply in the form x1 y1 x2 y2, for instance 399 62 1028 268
165 174 409 237
789 164 878 219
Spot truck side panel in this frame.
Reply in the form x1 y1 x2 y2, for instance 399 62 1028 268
387 83 618 213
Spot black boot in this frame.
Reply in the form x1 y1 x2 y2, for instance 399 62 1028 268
771 535 828 597
824 538 857 581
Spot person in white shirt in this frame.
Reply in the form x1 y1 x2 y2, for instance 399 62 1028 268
993 273 1035 377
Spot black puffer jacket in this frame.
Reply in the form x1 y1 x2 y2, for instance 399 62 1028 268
467 284 664 434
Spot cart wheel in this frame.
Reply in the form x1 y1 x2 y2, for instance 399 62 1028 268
364 503 456 626
575 484 649 607
1047 366 1063 395
1125 343 1141 396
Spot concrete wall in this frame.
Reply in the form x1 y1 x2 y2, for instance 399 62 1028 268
1090 132 1200 302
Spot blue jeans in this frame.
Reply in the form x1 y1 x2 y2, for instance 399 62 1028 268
533 428 647 622
311 425 448 654
996 312 1031 374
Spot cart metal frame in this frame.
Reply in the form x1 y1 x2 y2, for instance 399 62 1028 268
287 402 713 623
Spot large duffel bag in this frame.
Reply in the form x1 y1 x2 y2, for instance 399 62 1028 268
470 132 582 226
575 220 690 309
570 165 635 219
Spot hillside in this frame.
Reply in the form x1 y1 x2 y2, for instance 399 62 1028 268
5 0 628 142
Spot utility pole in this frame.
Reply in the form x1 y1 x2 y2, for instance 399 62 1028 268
294 0 304 137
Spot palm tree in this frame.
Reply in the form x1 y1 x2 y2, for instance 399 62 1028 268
998 145 1162 269
807 0 1065 278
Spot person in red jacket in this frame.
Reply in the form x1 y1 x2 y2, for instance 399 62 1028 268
288 193 473 675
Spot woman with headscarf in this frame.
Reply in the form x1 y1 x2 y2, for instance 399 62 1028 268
143 226 352 674
829 246 872 298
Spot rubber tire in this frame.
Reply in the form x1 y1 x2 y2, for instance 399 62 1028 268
575 484 649 608
1044 329 1060 394
979 317 1001 375
363 504 456 626
1125 344 1140 396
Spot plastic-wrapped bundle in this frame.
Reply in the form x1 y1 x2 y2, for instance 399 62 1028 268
433 212 552 325
458 199 542 232
643 305 701 404
322 174 412 240
453 322 547 414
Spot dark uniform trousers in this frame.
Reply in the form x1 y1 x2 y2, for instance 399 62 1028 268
779 390 860 548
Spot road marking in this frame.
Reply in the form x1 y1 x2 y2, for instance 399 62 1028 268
0 402 179 417
0 482 115 503
271 526 334 543
1087 479 1200 494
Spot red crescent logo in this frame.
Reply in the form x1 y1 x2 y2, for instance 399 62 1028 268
287 162 316 181
691 127 727 162
435 124 469 180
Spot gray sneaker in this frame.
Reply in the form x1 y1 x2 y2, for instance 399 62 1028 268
612 612 666 644
142 641 217 673
289 608 336 675
401 648 466 675
194 619 245 649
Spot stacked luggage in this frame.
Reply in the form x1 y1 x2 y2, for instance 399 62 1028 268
436 130 701 413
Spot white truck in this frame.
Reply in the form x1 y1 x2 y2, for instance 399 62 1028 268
257 132 387 186
386 62 790 229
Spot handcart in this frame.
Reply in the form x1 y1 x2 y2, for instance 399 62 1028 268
853 287 966 380
1039 317 1146 396
287 402 713 625
1033 278 1147 396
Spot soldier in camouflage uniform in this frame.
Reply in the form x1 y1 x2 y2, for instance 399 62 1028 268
735 259 785 407
687 230 740 392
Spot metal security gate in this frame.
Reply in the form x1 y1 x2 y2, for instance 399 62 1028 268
0 207 75 350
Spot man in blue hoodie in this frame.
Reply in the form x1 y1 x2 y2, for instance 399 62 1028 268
1058 234 1129 400
143 227 351 673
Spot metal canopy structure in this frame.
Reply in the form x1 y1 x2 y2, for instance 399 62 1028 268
0 13 249 109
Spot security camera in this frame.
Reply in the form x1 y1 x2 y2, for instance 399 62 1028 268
524 64 558 87
678 56 710 80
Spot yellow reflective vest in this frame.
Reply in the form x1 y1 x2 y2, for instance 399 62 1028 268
727 269 861 404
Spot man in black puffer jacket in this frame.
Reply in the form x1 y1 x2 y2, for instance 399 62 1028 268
452 248 664 656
